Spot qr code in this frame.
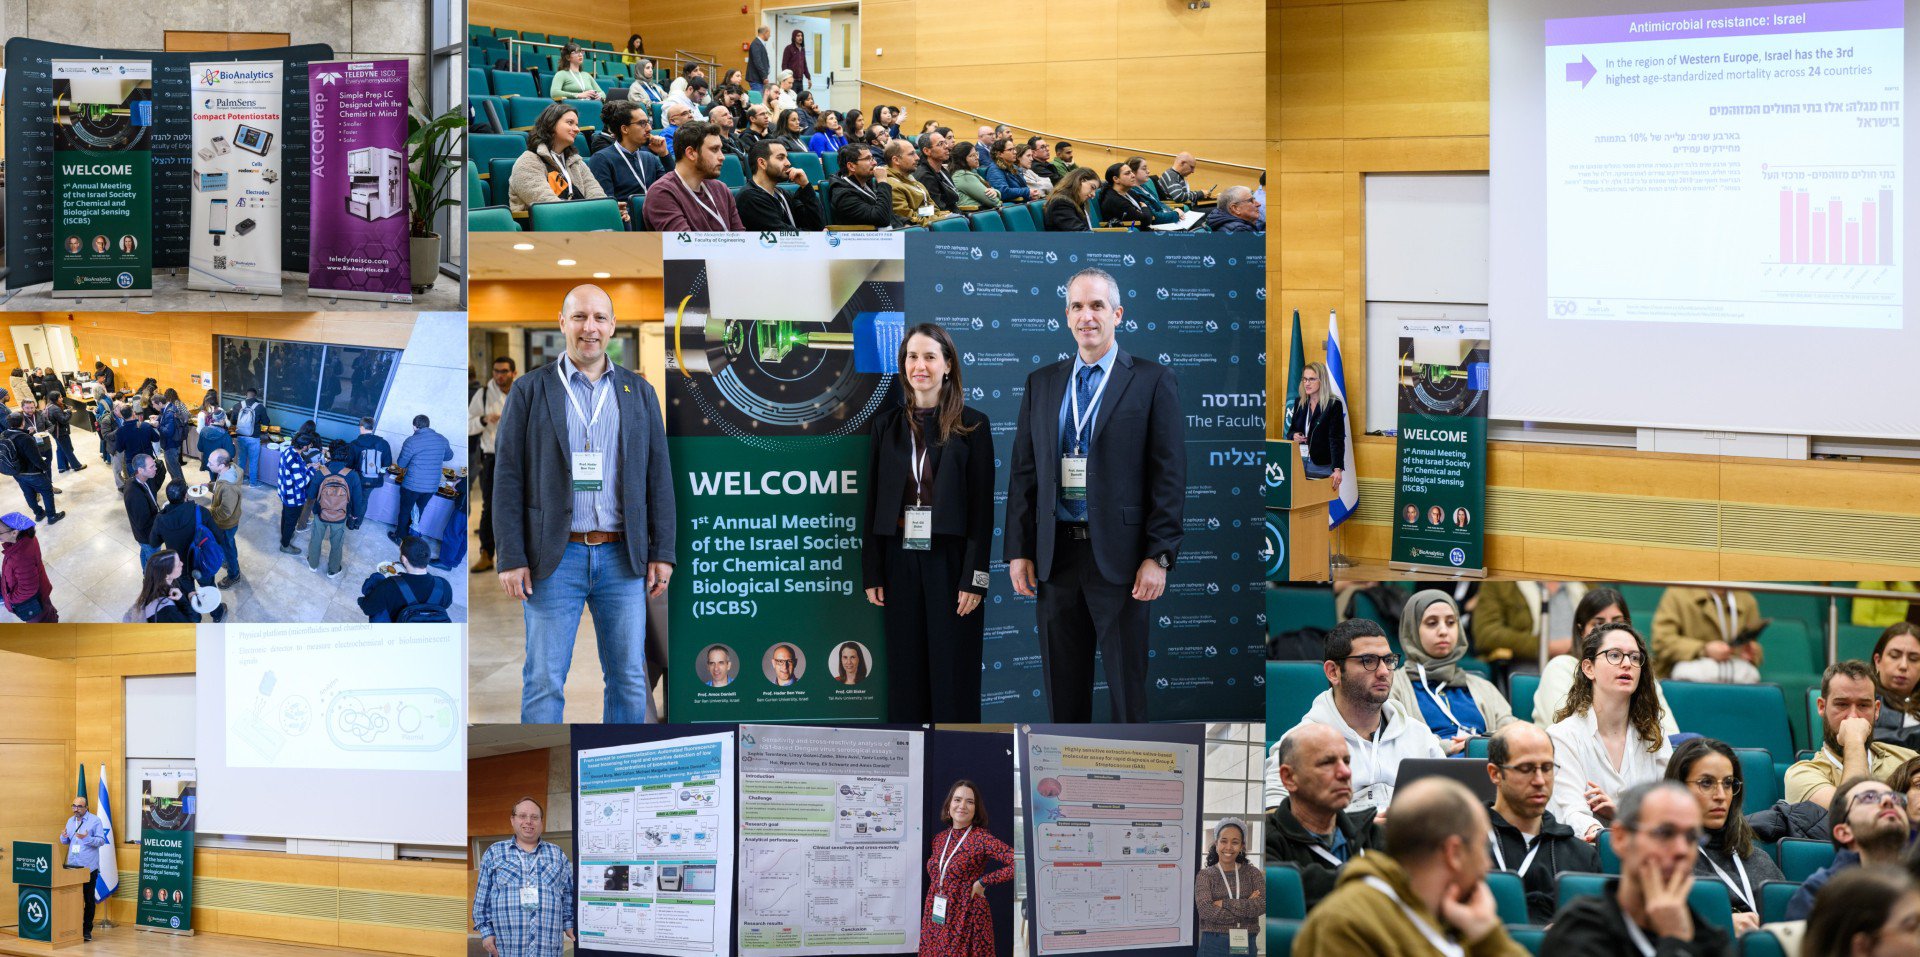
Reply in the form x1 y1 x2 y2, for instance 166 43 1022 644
213 256 227 270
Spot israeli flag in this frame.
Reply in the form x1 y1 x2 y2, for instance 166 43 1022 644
94 765 119 900
1326 310 1359 527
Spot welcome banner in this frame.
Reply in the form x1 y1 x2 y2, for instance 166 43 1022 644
51 58 153 297
1389 319 1492 576
308 59 411 302
134 768 196 935
189 60 283 295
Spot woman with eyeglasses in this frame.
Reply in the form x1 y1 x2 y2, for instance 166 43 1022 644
1665 737 1783 935
1803 866 1920 957
1548 622 1674 844
1530 586 1683 736
1387 590 1520 754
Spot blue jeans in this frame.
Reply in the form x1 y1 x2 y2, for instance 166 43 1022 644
14 472 54 518
214 524 240 578
236 436 262 486
521 541 650 723
397 488 435 539
138 542 158 570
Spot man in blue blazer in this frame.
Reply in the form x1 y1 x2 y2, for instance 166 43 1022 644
1005 267 1186 722
587 101 666 231
492 284 677 723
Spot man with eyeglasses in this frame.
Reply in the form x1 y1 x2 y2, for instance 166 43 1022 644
1785 776 1913 921
57 796 108 942
1543 780 1729 954
769 643 800 686
1482 722 1598 923
1264 723 1385 909
1204 185 1264 234
473 797 575 957
1787 660 1920 806
1266 618 1446 818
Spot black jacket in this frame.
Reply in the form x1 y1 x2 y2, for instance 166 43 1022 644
358 572 451 622
1487 806 1600 924
1289 396 1347 471
747 36 772 86
1263 798 1383 910
1747 798 1830 844
1044 197 1091 232
913 160 961 213
1540 878 1731 956
4 429 46 474
861 404 994 594
123 474 162 545
43 404 71 440
735 181 824 231
828 176 893 229
149 501 211 581
1097 186 1155 228
232 398 270 437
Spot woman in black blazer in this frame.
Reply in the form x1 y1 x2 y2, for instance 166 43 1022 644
863 323 994 722
1288 359 1346 484
1043 168 1100 232
1096 162 1156 229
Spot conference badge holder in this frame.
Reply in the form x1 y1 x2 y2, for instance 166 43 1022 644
1061 451 1088 501
520 884 539 911
572 452 604 492
931 893 948 925
903 506 932 551
1229 929 1251 954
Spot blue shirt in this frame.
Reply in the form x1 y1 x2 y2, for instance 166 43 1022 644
1411 674 1487 739
1053 343 1118 522
61 812 107 870
472 840 574 955
277 448 311 507
558 354 623 533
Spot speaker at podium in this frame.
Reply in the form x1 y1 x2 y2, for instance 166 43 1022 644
11 841 90 949
1264 440 1333 582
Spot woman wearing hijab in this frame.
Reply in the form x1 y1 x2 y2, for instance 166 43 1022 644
1387 589 1519 754
781 29 811 92
1193 818 1263 956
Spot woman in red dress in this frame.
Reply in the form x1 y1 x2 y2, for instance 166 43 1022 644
920 779 1013 957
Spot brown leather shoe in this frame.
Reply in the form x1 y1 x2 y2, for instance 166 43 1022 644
470 551 494 573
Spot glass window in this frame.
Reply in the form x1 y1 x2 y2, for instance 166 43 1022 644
216 336 402 445
524 329 642 371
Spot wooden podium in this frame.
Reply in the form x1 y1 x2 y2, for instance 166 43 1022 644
11 841 88 949
1265 440 1334 582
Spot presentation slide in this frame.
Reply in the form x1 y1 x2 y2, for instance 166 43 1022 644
194 624 466 845
576 733 736 957
1025 733 1198 955
736 725 924 956
1490 0 1919 438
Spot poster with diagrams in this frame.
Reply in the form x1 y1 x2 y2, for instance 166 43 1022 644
576 732 736 956
736 725 924 955
1026 732 1199 954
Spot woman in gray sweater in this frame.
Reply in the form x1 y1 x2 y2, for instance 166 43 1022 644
1667 736 1783 936
1193 818 1263 956
506 103 610 216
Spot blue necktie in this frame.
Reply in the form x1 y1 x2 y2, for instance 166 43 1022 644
1063 365 1101 521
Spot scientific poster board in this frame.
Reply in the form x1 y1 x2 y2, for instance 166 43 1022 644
187 61 283 295
736 724 924 955
51 58 153 297
1019 724 1204 957
575 732 737 956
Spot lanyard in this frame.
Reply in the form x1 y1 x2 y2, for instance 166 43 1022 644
1713 592 1738 639
613 145 646 191
1067 360 1113 453
757 182 795 228
841 175 875 200
1362 876 1464 957
1698 846 1754 912
908 422 930 502
1622 911 1657 957
557 364 612 452
677 173 726 228
1416 664 1475 736
550 153 577 197
1488 832 1540 877
1121 190 1143 211
1307 842 1344 867
936 827 972 888
1216 863 1241 900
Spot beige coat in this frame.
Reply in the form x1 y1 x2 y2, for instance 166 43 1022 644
507 145 605 214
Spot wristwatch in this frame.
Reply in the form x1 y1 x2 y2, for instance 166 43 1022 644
1153 553 1172 570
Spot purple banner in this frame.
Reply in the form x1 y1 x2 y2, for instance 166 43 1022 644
308 59 411 302
1546 0 1902 46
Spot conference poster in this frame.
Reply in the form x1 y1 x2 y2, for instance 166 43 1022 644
307 58 413 302
188 60 284 296
136 768 196 933
1389 319 1491 575
51 58 153 297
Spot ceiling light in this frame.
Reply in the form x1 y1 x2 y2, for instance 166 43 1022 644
593 272 611 279
557 259 576 266
512 243 534 251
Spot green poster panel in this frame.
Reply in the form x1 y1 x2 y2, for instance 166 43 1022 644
135 768 196 933
51 59 154 297
17 886 52 942
10 840 53 887
1389 320 1491 576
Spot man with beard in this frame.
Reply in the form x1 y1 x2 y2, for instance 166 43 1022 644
1265 722 1384 908
913 129 961 213
1786 660 1920 806
1543 781 1729 955
644 121 745 231
1785 776 1913 920
1483 722 1599 923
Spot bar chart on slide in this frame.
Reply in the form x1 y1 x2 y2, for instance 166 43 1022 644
1775 183 1895 267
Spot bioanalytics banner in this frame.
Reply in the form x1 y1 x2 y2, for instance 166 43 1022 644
1389 319 1491 576
308 59 411 302
135 768 196 934
51 59 153 297
665 232 902 723
189 61 283 295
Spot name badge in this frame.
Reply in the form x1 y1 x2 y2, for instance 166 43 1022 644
918 204 934 219
904 506 932 551
572 451 604 491
1229 928 1250 953
1061 455 1088 500
520 885 539 908
930 894 947 924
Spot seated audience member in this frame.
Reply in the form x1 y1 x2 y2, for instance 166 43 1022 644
1652 585 1765 682
662 77 706 121
1892 757 1920 811
508 104 618 219
1025 138 1062 187
949 145 1000 210
794 90 820 132
1541 780 1730 955
1051 141 1081 178
1547 623 1673 843
359 536 453 622
1043 168 1100 232
1804 867 1920 957
1123 158 1180 225
585 101 664 225
1475 580 1589 672
631 59 667 104
645 122 746 231
912 131 961 213
1265 618 1446 816
771 109 808 154
1484 722 1600 923
1787 776 1914 921
827 144 892 229
1787 661 1920 806
550 43 604 100
1157 152 1214 204
734 140 822 232
1014 143 1051 197
843 108 867 142
771 71 798 112
1531 587 1681 737
737 104 774 153
1854 581 1920 627
1205 185 1265 233
1255 171 1268 219
1265 723 1385 909
1665 737 1783 933
1097 163 1156 229
880 140 948 228
668 63 704 100
806 110 847 155
706 106 746 163
1873 623 1920 750
660 101 693 142
972 126 998 167
982 139 1032 203
1294 778 1525 957
863 125 890 166
1388 590 1519 751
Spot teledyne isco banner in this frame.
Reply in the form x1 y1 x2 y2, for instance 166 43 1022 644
308 59 412 301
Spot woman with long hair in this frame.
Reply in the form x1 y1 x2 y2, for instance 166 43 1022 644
1043 167 1099 231
1871 622 1920 750
772 108 808 154
507 104 618 219
1388 590 1520 752
1548 622 1673 842
781 28 811 91
834 641 867 686
1531 586 1683 733
1802 867 1920 957
795 90 819 132
551 43 604 100
1666 737 1783 934
127 549 195 623
624 34 646 60
1287 359 1345 482
982 138 1032 203
918 780 1012 957
1194 818 1263 956
1095 161 1153 228
949 144 1000 209
158 388 189 485
1014 142 1051 197
807 110 846 155
843 108 867 142
862 324 994 722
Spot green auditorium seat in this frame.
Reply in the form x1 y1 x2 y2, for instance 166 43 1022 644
470 133 526 169
1267 660 1328 733
522 32 549 44
1508 926 1545 957
1839 622 1885 662
561 99 603 131
1483 872 1528 926
490 69 537 99
1268 586 1336 636
1268 919 1299 957
528 198 624 232
1266 865 1305 920
1026 199 1045 227
1508 672 1539 721
1616 583 1665 624
507 97 550 131
1760 880 1798 924
928 216 970 233
1660 681 1794 774
821 152 840 178
968 210 1005 231
469 67 490 96
1778 838 1836 882
1732 747 1782 815
787 152 825 185
470 207 520 232
1597 830 1618 874
719 155 746 189
999 204 1036 231
471 96 510 134
466 161 486 209
487 158 517 207
1743 931 1786 957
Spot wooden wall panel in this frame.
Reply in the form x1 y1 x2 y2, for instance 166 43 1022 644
469 0 632 50
469 751 552 838
469 279 665 325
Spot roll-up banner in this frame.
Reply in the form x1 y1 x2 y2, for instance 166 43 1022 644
189 61 283 295
308 59 412 302
135 767 196 935
1388 319 1491 576
51 58 153 297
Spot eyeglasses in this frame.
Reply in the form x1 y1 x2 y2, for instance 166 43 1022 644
70 804 86 811
773 658 796 668
1850 789 1909 810
1494 762 1556 778
1339 653 1400 672
1591 649 1646 668
1688 777 1743 797
1626 824 1704 845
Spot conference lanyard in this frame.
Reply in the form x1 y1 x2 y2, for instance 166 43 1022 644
517 847 541 911
1622 912 1657 957
550 155 577 198
1713 591 1738 640
678 173 727 228
904 425 933 550
936 827 972 888
1362 876 1464 957
908 427 931 504
1698 846 1755 914
1488 832 1540 877
759 182 796 228
842 176 875 201
1416 664 1477 736
613 146 646 192
1216 863 1241 900
1067 361 1113 454
557 365 612 452
1307 841 1345 867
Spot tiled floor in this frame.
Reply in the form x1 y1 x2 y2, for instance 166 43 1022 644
7 449 465 623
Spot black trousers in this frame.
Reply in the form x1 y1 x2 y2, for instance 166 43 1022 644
476 451 497 554
81 867 98 934
879 532 984 722
280 502 302 547
1036 529 1151 723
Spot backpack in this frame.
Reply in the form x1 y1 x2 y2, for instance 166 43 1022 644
0 436 21 477
391 577 452 623
191 512 225 577
316 471 352 524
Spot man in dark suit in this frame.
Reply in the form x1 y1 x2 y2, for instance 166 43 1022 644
492 284 676 723
747 25 773 93
1005 267 1186 723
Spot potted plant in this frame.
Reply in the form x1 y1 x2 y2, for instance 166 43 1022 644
407 102 467 293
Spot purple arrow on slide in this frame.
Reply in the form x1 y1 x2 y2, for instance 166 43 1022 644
1565 54 1597 87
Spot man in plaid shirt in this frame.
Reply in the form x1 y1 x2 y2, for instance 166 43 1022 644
474 796 575 956
276 436 312 555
